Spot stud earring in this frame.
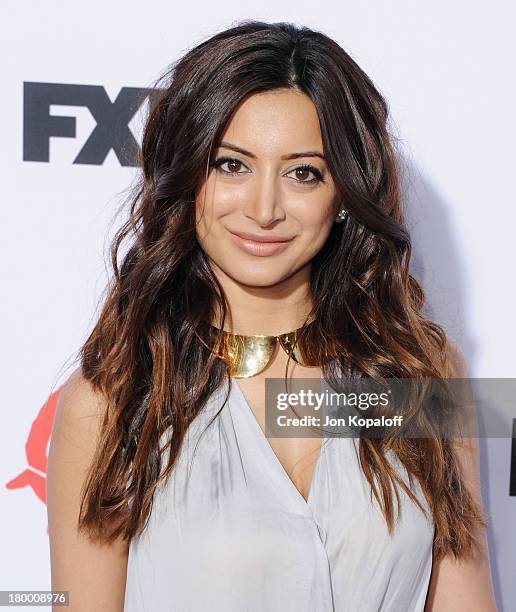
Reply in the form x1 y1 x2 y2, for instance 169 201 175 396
335 209 347 223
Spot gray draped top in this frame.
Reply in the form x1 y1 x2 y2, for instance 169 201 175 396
124 375 434 611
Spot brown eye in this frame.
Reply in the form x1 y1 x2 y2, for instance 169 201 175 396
295 168 311 181
226 160 242 173
287 164 324 185
209 156 248 176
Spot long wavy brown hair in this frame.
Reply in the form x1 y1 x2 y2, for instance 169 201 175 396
75 20 485 561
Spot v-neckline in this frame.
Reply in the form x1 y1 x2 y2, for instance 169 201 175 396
230 374 327 510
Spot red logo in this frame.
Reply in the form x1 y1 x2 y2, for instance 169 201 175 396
6 386 62 505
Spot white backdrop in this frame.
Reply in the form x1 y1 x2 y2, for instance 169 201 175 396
2 1 514 610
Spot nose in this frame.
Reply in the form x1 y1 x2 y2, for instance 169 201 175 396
242 170 286 227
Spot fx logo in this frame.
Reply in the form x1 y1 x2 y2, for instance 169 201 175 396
23 82 159 166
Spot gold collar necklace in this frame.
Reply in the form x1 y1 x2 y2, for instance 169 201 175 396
203 320 324 378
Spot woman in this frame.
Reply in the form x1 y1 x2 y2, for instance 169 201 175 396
47 20 497 611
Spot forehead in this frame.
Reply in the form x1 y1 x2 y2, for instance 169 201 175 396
219 89 324 153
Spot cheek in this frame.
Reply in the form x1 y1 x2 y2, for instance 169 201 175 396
291 197 336 240
195 179 240 227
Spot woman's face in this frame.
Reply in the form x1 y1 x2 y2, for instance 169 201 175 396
195 88 338 288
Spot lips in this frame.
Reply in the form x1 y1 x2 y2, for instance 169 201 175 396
228 230 294 243
227 229 294 257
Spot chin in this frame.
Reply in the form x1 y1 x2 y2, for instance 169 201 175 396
222 262 295 288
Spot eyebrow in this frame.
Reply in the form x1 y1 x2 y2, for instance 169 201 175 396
217 141 326 161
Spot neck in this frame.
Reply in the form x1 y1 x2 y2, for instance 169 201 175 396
209 320 308 337
209 264 314 335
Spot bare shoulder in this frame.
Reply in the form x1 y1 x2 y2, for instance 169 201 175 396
424 335 497 611
47 366 129 612
55 366 108 423
441 334 481 502
444 335 470 378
